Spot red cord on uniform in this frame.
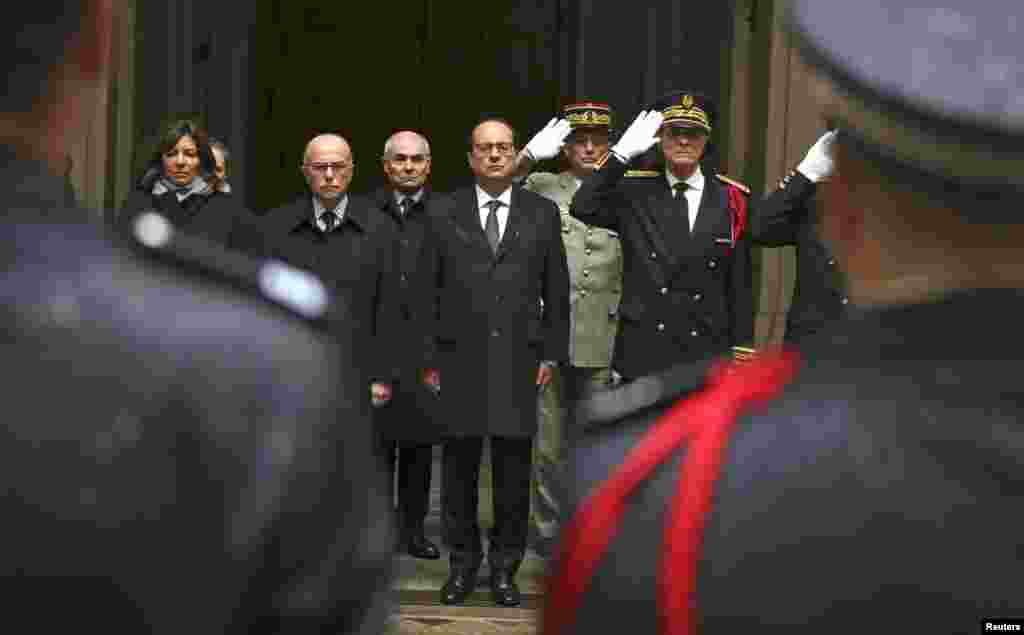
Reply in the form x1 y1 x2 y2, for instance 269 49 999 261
543 351 799 635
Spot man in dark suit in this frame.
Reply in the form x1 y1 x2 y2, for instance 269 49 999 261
0 3 392 632
371 129 441 560
751 129 849 342
570 92 753 380
546 1 1024 633
419 117 570 607
248 133 400 409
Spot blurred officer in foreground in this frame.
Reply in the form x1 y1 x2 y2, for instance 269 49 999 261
0 2 392 633
515 102 624 556
751 128 850 341
546 1 1024 633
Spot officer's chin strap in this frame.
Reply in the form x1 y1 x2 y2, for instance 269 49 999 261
543 349 800 635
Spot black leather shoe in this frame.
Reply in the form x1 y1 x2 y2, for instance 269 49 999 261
403 532 441 560
440 570 478 605
490 569 521 607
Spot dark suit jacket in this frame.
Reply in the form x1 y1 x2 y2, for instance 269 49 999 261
565 289 1024 634
750 169 848 341
571 158 753 378
0 147 393 634
418 185 570 438
370 187 442 443
240 194 401 383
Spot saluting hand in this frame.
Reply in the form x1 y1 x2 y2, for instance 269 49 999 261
523 117 573 162
796 130 838 183
611 110 664 162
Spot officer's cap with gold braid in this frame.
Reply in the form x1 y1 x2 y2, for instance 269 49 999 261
653 90 715 134
785 0 1024 209
563 101 613 130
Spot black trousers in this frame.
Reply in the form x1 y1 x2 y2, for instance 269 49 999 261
378 439 434 535
442 436 533 559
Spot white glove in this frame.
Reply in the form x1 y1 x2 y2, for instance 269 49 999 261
524 117 572 162
796 130 837 183
611 110 664 162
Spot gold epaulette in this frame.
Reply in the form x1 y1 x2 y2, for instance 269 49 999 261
624 170 661 177
732 346 758 363
716 174 751 195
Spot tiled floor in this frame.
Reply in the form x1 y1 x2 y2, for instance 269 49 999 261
389 444 547 634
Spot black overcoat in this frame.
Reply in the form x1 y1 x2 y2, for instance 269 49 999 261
418 185 570 439
239 194 401 384
370 187 443 443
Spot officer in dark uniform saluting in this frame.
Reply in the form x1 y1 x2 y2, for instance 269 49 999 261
0 3 392 633
547 1 1024 634
570 91 753 380
751 129 850 342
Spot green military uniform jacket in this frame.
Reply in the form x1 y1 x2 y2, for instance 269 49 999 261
524 170 623 367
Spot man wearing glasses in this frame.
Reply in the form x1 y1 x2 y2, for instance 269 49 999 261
570 91 754 380
247 133 400 410
513 102 624 558
417 117 569 607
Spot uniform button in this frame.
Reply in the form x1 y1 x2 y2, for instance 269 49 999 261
660 287 668 295
580 289 588 297
650 251 657 260
707 259 718 269
692 292 703 302
491 329 501 337
585 248 592 256
841 297 850 305
656 322 665 332
690 329 699 337
583 269 589 277
827 257 836 266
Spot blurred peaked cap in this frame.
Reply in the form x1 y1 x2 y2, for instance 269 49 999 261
650 90 716 133
131 212 337 325
785 0 1024 191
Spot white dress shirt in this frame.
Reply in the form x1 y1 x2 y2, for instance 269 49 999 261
475 185 513 240
665 165 704 231
313 194 348 231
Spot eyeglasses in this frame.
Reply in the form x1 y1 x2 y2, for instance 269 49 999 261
304 162 353 174
387 154 429 165
472 142 515 156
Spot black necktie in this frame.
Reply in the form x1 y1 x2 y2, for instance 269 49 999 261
400 197 413 216
484 200 502 254
674 182 691 232
320 211 338 233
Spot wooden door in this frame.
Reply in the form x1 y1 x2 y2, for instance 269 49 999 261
249 0 562 210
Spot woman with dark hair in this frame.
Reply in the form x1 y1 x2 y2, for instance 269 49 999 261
119 119 251 247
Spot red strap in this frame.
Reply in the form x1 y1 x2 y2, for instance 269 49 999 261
727 185 748 251
543 351 800 635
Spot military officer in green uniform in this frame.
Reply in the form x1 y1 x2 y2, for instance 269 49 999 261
514 102 624 554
